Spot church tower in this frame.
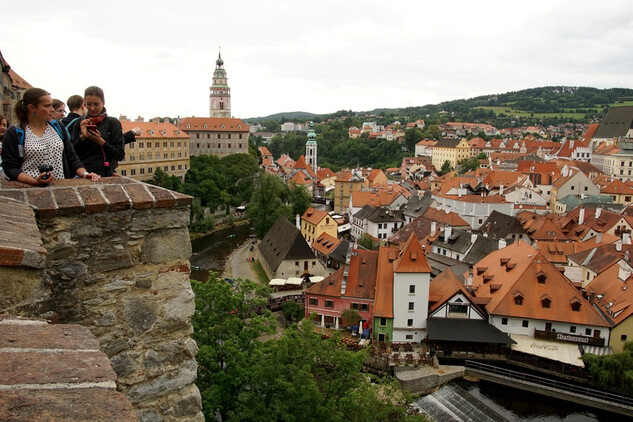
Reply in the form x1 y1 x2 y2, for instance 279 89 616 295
209 50 231 118
306 121 318 175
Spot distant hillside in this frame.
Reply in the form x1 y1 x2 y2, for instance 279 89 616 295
248 86 633 127
245 111 317 123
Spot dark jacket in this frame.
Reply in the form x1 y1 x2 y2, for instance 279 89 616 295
1 123 84 181
61 112 82 134
72 115 125 177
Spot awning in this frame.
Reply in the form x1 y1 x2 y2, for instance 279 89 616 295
337 223 351 233
309 276 324 283
427 318 515 344
581 344 614 357
286 277 303 285
269 278 285 286
511 334 584 367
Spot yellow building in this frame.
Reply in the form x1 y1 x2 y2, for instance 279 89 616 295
301 207 338 245
119 121 190 181
431 138 472 171
333 170 367 214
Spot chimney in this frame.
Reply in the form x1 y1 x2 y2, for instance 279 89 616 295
596 232 602 243
471 233 478 244
499 183 504 196
431 221 437 236
617 240 623 252
579 207 585 225
444 225 452 241
623 233 632 245
296 213 301 229
595 207 602 219
467 267 473 288
498 238 507 249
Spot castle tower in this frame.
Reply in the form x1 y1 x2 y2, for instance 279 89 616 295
209 50 231 118
306 121 317 174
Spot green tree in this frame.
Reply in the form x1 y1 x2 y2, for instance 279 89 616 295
191 274 276 421
341 309 361 327
288 182 313 217
281 300 304 322
404 127 423 152
357 234 374 250
247 173 292 238
440 160 453 175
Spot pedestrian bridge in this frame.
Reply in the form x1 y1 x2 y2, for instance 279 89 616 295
464 360 633 417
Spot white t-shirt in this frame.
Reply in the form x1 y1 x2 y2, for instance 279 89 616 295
22 125 65 180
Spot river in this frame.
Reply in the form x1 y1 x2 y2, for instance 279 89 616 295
415 378 630 422
189 224 252 282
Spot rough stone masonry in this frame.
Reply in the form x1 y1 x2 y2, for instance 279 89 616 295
0 177 204 422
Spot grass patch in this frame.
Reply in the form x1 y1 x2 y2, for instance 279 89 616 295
250 260 270 285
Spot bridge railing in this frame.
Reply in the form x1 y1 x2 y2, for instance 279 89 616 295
465 360 633 408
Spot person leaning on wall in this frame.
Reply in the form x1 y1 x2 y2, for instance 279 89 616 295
1 88 100 186
71 86 124 177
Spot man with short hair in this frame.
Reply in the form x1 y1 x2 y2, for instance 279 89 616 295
61 94 86 134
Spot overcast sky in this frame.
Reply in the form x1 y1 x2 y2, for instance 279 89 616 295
2 1 632 121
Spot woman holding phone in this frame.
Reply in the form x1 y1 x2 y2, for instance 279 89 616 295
71 86 124 177
1 87 99 185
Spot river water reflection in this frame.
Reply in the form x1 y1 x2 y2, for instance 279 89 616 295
190 224 252 282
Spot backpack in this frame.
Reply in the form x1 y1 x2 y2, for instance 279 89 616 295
15 120 67 157
64 117 80 134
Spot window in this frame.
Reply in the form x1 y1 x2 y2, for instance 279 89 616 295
379 317 387 326
407 319 413 327
570 326 576 333
585 328 592 336
351 303 359 310
541 298 551 309
409 285 415 294
408 302 414 311
449 303 468 314
325 300 334 309
501 317 508 325
622 334 628 341
309 298 318 306
522 320 529 328
515 296 523 305
545 322 552 331
406 334 413 340
360 303 369 312
571 301 581 312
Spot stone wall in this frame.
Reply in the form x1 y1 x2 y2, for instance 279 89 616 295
0 177 203 422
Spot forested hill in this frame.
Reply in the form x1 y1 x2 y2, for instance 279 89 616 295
247 86 633 126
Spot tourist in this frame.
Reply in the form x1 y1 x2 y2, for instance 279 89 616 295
51 99 66 121
0 114 7 175
71 86 124 177
1 88 99 185
62 94 86 133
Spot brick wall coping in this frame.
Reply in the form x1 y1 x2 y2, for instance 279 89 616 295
0 196 47 268
0 314 138 421
0 176 192 218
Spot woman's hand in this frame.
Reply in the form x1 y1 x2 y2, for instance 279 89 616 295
85 172 101 182
35 171 54 186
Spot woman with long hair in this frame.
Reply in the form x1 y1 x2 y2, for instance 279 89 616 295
71 86 124 177
1 88 99 185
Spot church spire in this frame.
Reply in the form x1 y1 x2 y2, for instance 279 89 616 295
210 49 231 118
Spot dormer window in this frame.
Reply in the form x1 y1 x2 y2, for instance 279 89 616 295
537 271 547 284
203 124 208 129
541 295 551 309
186 124 190 129
514 292 524 305
571 298 582 312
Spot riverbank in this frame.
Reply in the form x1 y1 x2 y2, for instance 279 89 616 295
189 218 250 240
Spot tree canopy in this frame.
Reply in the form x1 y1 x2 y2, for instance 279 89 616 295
191 273 425 421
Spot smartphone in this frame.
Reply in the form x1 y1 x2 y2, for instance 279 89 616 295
86 124 98 132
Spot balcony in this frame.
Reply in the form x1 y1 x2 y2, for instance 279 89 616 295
534 329 604 346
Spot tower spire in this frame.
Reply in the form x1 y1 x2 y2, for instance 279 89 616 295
210 48 230 118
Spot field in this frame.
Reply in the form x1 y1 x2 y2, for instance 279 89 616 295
474 101 633 120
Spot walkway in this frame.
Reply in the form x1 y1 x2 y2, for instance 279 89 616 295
465 360 633 417
222 239 257 282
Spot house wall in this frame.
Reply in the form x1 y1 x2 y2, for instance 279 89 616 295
392 272 430 342
429 293 484 320
610 316 633 353
119 134 190 181
274 258 328 279
489 315 609 344
373 317 394 342
432 195 514 230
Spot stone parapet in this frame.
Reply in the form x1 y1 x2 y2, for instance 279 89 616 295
0 177 203 422
0 315 138 421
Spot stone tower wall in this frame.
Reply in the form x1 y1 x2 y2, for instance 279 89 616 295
0 177 204 422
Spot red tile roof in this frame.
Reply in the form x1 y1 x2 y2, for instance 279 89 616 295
178 117 249 132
